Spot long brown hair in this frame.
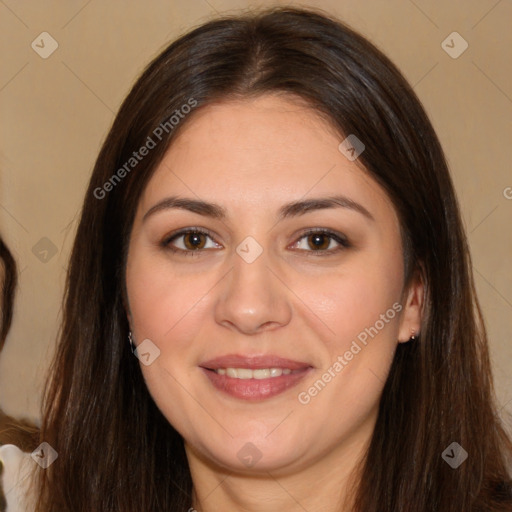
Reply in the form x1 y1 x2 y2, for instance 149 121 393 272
33 6 512 511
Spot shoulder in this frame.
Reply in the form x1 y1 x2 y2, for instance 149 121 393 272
0 444 37 512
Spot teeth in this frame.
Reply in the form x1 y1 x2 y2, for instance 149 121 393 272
215 368 294 379
235 368 253 379
253 369 271 379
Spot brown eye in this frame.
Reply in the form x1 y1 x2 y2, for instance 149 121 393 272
182 232 207 250
293 229 351 255
162 228 219 256
306 233 331 251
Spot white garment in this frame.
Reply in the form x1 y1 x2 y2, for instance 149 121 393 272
0 444 35 512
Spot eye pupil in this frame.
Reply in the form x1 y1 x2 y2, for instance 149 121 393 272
309 234 329 250
185 233 205 250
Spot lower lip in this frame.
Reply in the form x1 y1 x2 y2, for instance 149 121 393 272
201 367 312 401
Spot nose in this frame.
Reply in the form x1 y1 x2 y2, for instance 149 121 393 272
214 247 292 335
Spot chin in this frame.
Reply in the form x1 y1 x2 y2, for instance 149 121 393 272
188 428 309 475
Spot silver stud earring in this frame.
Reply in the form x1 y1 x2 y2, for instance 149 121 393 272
128 331 135 353
410 330 417 341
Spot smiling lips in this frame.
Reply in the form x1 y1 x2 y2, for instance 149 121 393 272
200 354 313 400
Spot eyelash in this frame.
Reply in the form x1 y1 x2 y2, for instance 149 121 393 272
161 227 351 257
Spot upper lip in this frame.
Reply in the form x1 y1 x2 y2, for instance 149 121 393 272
200 354 312 370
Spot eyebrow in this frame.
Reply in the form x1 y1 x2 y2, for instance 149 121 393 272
142 195 375 223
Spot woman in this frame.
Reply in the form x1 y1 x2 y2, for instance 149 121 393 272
12 5 512 511
0 236 40 512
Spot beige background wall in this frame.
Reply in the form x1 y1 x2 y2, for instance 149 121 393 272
0 0 511 426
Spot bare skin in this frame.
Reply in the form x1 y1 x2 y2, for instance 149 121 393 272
125 93 423 511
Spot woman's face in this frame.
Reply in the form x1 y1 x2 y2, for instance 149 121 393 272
125 93 422 476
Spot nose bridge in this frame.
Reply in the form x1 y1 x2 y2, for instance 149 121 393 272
214 235 292 333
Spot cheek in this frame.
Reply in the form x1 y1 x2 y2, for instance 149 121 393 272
126 249 201 339
316 260 403 353
294 262 402 438
125 252 211 434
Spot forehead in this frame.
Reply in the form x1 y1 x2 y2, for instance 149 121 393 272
138 94 397 225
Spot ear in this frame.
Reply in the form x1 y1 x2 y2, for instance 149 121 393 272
397 267 425 343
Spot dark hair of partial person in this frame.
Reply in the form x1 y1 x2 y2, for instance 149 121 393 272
0 236 17 349
0 236 40 448
31 5 512 511
0 236 40 512
0 235 19 512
